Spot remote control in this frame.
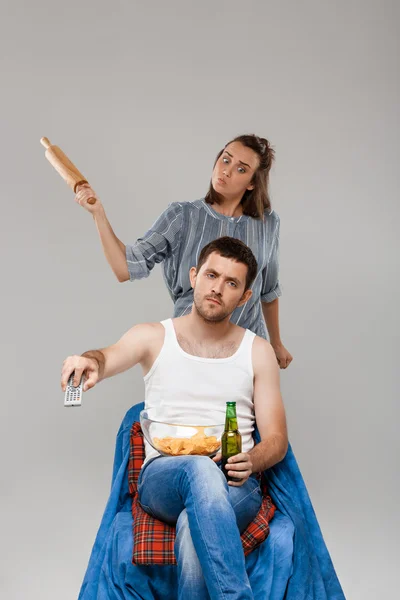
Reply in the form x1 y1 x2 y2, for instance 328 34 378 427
64 372 84 407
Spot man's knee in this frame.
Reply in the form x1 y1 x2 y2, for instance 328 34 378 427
175 456 229 508
179 455 222 477
180 456 226 489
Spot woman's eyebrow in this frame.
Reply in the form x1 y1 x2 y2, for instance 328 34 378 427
224 150 251 169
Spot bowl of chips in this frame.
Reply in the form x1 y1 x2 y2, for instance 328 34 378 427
140 409 224 457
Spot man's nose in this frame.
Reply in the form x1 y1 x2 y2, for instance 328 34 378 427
212 281 224 295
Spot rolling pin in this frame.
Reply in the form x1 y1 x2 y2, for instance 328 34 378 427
40 137 96 204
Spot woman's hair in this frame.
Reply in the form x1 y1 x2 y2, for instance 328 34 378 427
196 236 258 291
205 134 275 219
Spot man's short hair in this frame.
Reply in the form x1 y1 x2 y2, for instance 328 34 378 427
196 237 258 291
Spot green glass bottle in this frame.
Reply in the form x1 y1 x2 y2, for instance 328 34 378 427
221 401 242 482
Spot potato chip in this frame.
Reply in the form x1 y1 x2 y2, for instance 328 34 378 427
153 428 220 456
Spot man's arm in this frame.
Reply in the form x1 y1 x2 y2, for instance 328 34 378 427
61 323 153 392
248 336 288 472
214 336 288 485
87 323 152 381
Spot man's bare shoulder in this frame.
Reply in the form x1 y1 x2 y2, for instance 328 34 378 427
133 321 164 334
252 335 278 370
125 321 165 342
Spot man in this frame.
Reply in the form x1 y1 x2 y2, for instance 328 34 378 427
62 237 288 600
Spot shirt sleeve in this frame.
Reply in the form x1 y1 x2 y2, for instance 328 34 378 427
260 213 282 303
125 202 184 281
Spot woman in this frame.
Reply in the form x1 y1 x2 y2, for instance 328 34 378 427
75 134 293 368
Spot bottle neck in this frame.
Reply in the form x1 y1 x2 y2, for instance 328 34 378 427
225 405 238 431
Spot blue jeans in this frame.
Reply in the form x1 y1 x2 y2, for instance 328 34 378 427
138 455 262 600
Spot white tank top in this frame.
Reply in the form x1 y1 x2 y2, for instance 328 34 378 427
143 318 256 465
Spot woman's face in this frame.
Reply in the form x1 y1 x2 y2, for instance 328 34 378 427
211 141 260 200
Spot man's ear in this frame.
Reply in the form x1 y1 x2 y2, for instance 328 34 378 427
237 289 253 307
189 266 197 289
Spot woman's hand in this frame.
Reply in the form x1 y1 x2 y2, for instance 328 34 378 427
74 183 103 215
271 342 293 369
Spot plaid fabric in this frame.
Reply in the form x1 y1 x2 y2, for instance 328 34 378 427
128 422 276 565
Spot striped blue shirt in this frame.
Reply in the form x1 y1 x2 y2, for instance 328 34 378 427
126 198 281 339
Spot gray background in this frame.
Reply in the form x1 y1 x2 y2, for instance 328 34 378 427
0 1 398 598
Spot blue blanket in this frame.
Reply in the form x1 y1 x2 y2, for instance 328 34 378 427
79 403 346 599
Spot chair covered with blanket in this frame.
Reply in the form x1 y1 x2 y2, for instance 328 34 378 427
78 402 346 600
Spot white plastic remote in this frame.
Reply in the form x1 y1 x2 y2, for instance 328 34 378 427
64 372 84 407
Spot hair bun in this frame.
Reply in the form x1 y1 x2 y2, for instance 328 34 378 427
256 136 269 154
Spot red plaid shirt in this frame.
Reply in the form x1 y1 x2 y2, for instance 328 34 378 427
128 422 276 565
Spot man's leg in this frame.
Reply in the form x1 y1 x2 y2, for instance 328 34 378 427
173 478 262 600
175 509 210 600
138 456 257 600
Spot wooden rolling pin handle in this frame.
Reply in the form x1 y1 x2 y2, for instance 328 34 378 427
41 137 97 204
40 137 51 149
74 180 97 205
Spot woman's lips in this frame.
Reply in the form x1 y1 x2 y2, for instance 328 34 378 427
217 177 226 185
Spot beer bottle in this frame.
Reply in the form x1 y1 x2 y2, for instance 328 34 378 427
221 401 242 482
